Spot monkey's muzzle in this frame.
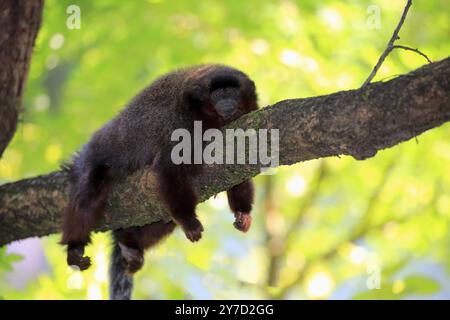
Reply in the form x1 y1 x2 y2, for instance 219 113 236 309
215 99 237 120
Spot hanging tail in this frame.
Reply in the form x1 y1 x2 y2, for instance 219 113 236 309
109 240 133 300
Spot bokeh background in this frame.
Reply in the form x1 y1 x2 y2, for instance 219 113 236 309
1 0 449 299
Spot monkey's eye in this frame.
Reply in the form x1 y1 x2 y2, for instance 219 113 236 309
209 75 240 92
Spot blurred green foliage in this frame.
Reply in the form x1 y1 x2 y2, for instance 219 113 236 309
0 0 449 299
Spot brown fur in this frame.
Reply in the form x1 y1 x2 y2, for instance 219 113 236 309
60 65 257 279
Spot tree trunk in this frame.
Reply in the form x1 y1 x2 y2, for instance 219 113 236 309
0 0 44 157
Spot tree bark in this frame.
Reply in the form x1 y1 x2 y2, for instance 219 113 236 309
0 56 449 246
0 0 44 157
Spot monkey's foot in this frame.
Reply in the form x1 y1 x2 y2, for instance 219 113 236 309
118 243 144 274
181 218 204 242
234 212 252 233
67 246 91 271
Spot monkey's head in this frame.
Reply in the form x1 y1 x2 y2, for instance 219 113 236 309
183 66 257 128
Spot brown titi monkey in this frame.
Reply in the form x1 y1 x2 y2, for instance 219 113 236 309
60 65 257 299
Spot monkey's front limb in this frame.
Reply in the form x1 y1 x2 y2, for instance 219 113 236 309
227 179 254 232
155 166 204 242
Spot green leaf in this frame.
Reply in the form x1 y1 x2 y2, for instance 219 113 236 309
403 274 440 295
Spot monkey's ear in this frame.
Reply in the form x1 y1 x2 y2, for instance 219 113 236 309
243 78 256 92
241 78 257 100
183 84 207 108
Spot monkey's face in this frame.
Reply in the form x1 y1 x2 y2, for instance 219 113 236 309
208 85 241 122
184 71 257 128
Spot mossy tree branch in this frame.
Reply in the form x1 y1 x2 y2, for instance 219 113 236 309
1 56 449 246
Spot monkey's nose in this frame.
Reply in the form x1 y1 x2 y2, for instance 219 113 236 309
215 99 237 119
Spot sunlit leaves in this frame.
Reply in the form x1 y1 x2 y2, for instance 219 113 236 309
1 0 450 299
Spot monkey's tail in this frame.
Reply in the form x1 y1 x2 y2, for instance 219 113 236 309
109 240 133 300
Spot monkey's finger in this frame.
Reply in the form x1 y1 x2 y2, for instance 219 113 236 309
234 212 252 233
185 229 203 242
126 256 144 275
78 256 92 271
119 244 145 274
181 218 204 242
68 255 91 271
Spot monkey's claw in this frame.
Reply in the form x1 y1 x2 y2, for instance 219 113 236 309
67 248 91 271
126 255 144 274
234 212 252 233
119 243 145 274
182 219 204 242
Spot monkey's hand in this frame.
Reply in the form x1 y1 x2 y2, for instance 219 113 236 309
67 244 91 271
118 243 144 275
180 218 204 242
234 212 252 233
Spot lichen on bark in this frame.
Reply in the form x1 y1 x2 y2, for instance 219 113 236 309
0 57 449 246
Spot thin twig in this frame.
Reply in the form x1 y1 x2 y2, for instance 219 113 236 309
362 0 413 87
392 45 432 63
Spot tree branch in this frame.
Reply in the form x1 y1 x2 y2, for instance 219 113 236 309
1 57 450 246
362 0 415 86
392 45 432 63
